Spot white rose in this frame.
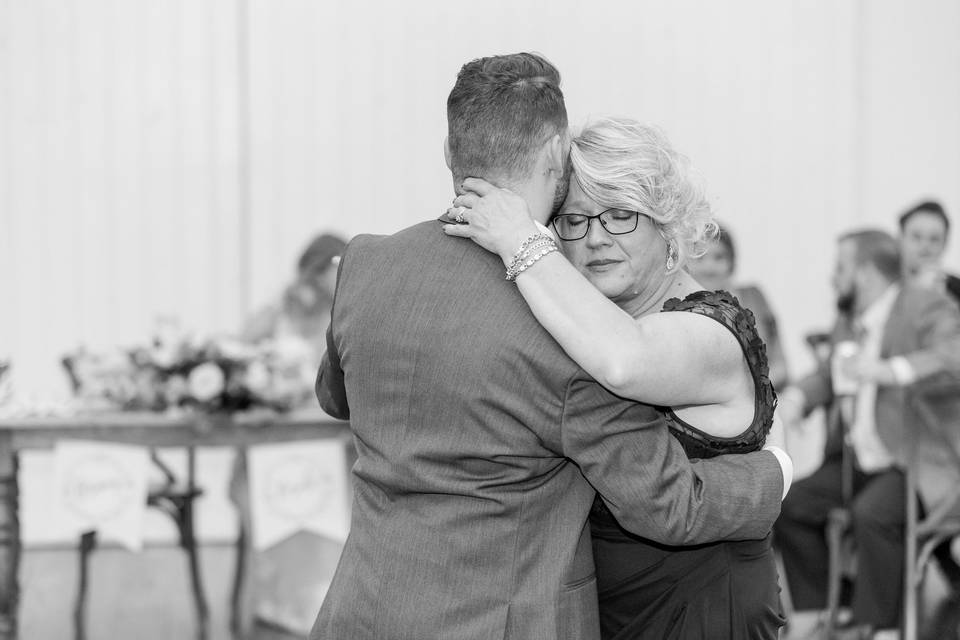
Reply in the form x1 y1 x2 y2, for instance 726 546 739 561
150 346 178 369
244 360 271 395
187 362 225 402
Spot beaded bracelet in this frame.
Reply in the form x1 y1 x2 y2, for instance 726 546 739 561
505 234 559 281
506 232 554 274
507 233 552 265
506 244 559 281
506 238 553 273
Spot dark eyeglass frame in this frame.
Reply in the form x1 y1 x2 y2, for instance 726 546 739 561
551 209 642 241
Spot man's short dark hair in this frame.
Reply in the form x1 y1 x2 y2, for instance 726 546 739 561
898 200 950 234
446 52 567 184
840 228 902 282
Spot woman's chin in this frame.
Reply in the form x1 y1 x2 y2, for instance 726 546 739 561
591 278 634 302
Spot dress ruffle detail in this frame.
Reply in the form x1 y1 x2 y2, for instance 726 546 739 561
659 289 778 457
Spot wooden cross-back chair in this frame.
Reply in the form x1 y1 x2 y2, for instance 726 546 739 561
903 381 960 640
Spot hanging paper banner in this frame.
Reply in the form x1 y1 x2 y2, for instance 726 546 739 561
248 439 350 550
53 440 150 551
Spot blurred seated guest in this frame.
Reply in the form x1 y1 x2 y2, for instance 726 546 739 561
898 200 960 303
233 231 347 638
687 223 789 389
896 198 960 600
774 229 960 640
241 232 347 362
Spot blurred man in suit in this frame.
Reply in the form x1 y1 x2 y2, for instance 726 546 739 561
898 200 960 304
309 52 789 640
776 229 960 640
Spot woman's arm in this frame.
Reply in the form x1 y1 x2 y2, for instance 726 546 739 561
444 179 743 407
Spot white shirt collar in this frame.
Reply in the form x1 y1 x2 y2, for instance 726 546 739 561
857 283 900 333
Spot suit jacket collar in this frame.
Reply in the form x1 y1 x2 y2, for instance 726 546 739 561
879 285 918 358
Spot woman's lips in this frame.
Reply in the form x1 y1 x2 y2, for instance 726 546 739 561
586 258 621 270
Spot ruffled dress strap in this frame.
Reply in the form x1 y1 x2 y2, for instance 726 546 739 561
659 289 778 458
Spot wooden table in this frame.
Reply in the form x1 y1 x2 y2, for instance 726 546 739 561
0 410 350 640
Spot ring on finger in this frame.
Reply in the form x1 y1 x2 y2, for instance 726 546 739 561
455 206 466 224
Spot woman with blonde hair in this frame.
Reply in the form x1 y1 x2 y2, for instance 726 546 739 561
445 117 785 639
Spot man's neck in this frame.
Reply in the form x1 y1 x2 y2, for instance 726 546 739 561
509 180 553 225
454 174 553 224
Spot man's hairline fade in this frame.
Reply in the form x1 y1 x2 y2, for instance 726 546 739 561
446 52 568 186
838 228 902 282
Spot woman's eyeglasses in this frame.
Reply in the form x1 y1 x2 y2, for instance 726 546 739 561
551 209 641 241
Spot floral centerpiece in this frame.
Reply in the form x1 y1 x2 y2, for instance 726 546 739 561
63 326 317 414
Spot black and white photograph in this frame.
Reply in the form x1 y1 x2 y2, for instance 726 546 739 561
1 1 959 639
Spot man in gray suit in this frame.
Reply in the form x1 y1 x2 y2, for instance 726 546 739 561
310 52 789 640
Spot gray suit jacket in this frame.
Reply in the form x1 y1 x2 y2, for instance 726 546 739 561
796 285 960 508
310 221 783 640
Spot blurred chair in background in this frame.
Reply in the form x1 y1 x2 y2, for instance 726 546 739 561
775 229 960 640
687 222 789 389
903 381 960 640
897 200 960 304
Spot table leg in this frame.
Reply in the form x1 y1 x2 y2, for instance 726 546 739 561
0 434 20 640
228 447 255 640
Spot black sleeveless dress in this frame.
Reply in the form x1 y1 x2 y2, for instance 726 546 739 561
590 291 786 640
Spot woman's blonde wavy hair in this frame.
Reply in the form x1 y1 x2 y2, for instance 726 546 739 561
568 117 717 267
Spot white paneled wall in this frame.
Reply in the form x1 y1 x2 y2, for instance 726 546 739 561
1 0 243 398
2 0 959 543
860 0 960 234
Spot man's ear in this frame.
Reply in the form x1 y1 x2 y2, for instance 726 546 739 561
853 263 874 290
443 136 452 170
546 133 565 174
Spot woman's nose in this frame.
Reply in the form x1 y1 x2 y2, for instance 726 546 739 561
584 217 612 246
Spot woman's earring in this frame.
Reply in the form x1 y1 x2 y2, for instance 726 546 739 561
665 243 677 271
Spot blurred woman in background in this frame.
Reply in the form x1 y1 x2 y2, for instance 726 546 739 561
687 225 789 389
234 231 347 638
242 232 347 363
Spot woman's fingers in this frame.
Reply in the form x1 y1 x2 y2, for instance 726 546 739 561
445 206 470 224
452 192 480 210
461 177 496 196
441 222 474 238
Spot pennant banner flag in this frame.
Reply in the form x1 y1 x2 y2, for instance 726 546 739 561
248 438 350 550
52 440 150 551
